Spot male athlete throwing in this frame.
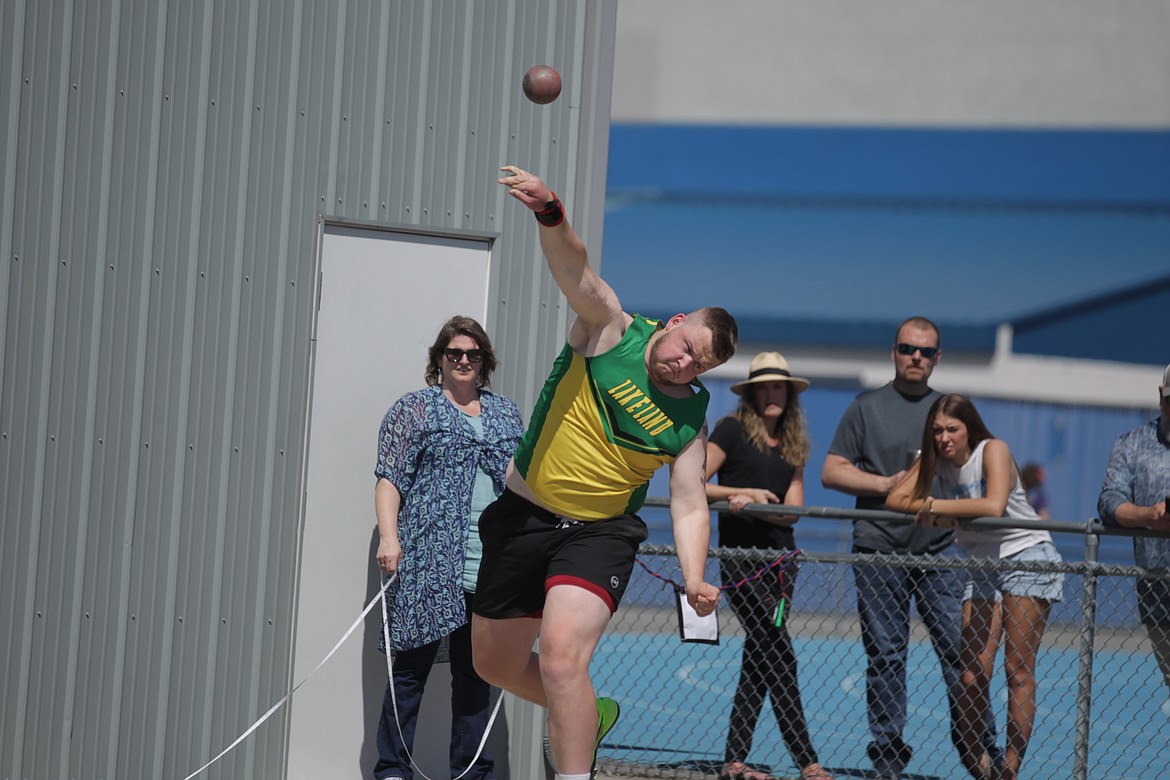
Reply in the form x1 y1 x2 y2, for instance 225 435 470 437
472 166 737 780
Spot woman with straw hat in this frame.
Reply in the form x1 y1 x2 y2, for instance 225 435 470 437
706 352 832 780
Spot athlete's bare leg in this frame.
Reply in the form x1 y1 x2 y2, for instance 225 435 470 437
472 584 612 776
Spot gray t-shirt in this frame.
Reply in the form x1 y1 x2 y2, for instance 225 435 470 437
827 382 953 554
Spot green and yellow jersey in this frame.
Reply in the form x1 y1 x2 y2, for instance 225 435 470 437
513 316 710 520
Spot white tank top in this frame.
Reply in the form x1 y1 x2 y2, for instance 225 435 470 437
935 439 1052 559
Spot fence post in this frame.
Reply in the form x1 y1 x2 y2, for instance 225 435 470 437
1072 524 1100 780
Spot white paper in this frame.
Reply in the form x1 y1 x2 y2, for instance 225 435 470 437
677 591 719 644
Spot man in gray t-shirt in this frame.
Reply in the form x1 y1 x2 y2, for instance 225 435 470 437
822 316 996 780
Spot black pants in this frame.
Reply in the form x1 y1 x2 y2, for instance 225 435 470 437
721 557 819 770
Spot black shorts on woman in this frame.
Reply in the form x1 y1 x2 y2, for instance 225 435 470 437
474 488 649 618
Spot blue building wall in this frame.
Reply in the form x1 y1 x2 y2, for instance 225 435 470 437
603 124 1170 365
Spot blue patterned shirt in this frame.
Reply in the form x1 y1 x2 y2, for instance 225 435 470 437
1098 417 1170 570
375 384 524 651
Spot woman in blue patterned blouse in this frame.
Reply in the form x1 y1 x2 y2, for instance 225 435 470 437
371 316 525 780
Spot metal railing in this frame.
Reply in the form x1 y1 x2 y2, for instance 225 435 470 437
587 499 1170 780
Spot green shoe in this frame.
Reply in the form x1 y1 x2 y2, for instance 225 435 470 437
593 697 621 771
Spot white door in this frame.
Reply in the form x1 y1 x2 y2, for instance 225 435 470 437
288 222 496 779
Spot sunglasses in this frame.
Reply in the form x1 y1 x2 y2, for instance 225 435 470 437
895 343 939 359
444 348 484 364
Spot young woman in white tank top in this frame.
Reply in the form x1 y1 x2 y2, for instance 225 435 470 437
888 394 1063 780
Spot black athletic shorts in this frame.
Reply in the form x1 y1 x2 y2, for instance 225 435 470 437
473 488 648 619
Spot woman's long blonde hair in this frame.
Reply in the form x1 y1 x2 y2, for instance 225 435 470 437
732 384 810 467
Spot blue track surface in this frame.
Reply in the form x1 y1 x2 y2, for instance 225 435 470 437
591 630 1169 779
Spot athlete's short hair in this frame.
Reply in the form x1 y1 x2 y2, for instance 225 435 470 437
692 306 738 366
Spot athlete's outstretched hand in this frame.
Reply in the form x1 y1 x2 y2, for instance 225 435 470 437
499 165 553 210
687 580 721 616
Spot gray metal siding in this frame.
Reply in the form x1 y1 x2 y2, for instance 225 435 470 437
0 1 614 777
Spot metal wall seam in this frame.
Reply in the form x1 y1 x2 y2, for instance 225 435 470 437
153 0 218 775
365 2 391 224
21 0 75 775
0 0 25 402
59 1 123 773
247 0 300 768
109 1 171 776
270 2 308 771
0 0 27 771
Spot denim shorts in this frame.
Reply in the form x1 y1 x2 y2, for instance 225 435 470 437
965 540 1064 603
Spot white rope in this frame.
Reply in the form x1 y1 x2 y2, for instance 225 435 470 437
178 574 502 780
179 575 394 779
380 580 503 780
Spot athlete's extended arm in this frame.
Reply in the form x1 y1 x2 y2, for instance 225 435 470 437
498 166 626 348
669 426 721 615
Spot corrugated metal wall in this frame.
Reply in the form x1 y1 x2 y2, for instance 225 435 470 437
0 1 615 778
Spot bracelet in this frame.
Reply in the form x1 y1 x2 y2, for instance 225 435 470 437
534 193 565 227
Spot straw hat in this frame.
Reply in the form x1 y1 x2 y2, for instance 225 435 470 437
730 352 810 395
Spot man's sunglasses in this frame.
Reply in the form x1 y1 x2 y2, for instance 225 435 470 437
444 348 484 364
895 343 939 359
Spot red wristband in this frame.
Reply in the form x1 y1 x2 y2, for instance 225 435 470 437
534 192 565 227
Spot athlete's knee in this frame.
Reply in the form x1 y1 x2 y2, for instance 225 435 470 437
537 641 591 693
471 621 518 684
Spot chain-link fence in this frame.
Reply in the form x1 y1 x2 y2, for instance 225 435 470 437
589 505 1170 780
